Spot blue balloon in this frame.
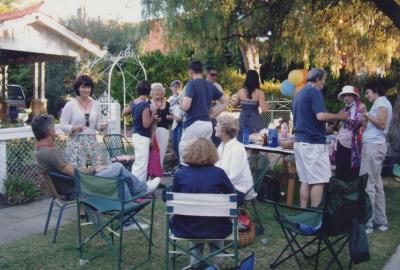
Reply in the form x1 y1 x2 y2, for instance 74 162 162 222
280 79 296 97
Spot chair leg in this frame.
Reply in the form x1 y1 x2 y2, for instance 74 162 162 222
322 236 349 270
43 198 55 235
251 201 264 234
314 239 322 270
52 203 66 243
117 214 124 270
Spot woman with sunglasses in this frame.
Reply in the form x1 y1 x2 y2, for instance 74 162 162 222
60 75 107 167
334 85 366 181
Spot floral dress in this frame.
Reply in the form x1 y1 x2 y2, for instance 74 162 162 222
60 99 103 168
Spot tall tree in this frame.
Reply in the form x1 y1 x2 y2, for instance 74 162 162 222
142 0 294 72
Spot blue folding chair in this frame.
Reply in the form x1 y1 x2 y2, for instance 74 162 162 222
42 171 76 243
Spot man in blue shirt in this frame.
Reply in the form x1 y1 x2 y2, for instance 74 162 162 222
292 68 346 208
179 61 228 163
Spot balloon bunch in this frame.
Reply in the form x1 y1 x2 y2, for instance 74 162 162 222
280 69 308 97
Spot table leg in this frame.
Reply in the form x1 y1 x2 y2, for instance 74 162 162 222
284 160 296 206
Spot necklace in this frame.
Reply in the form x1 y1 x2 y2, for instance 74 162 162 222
154 99 163 108
77 98 91 110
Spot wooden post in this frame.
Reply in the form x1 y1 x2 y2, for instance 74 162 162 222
32 62 41 116
40 62 47 113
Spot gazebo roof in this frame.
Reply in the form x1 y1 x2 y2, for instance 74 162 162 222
0 2 105 65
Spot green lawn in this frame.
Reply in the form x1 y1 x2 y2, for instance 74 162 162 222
0 182 399 270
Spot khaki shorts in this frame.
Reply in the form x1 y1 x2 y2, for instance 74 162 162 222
294 142 332 184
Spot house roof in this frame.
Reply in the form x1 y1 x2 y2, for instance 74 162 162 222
0 2 105 65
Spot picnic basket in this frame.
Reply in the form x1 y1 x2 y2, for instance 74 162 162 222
238 208 256 247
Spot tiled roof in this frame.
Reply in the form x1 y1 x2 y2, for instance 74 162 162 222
0 1 43 22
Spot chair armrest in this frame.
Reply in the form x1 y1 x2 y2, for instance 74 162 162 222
48 172 74 182
265 200 323 214
122 192 155 204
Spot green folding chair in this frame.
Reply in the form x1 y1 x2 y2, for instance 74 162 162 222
267 174 371 270
164 192 239 270
74 169 156 270
245 154 270 234
103 134 135 170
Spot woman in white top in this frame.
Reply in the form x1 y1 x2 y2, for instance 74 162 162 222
360 80 393 234
60 75 107 167
214 115 255 206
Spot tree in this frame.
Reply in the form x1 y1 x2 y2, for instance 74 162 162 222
142 0 294 72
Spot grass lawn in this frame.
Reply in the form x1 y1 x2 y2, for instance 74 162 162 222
0 179 399 270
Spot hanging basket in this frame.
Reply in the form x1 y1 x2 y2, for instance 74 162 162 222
238 208 256 247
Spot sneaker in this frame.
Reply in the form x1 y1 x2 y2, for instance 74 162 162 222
123 221 149 231
376 224 389 232
145 177 160 194
365 227 374 234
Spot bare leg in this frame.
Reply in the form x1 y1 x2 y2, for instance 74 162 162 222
310 184 325 208
300 182 310 208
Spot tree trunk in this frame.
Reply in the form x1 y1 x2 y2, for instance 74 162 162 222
387 86 400 158
370 0 400 29
239 40 260 74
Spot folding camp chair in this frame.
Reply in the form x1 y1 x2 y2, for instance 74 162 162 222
74 169 155 270
267 174 371 270
42 171 76 243
164 192 239 270
245 154 270 234
103 134 135 170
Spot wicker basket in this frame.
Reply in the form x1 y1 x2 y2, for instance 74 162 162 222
238 209 256 247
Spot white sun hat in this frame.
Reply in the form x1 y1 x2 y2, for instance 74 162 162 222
337 85 360 101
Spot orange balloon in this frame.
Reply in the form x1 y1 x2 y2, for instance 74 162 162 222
294 83 305 95
300 69 308 84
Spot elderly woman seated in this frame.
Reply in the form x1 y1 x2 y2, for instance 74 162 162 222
214 115 256 206
171 137 235 269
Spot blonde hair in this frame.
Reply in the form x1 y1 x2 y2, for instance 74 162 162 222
182 137 218 166
217 115 239 139
151 82 165 97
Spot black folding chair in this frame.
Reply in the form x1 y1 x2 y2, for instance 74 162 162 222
267 174 371 270
245 154 270 234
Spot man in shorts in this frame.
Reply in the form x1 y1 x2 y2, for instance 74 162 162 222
292 68 346 208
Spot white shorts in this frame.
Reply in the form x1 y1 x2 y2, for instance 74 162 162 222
294 142 332 184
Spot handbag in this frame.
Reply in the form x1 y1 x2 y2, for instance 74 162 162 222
147 137 163 177
350 219 370 264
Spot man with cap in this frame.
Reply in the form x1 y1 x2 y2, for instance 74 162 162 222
292 68 347 208
335 85 366 181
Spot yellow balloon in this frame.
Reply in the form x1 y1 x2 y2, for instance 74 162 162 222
288 70 304 86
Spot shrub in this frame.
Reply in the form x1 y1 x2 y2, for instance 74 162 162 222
4 175 39 205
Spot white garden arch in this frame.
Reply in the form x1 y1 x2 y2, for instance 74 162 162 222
87 44 147 135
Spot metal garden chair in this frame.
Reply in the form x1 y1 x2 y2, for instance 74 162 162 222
164 192 239 270
74 169 156 270
103 134 135 170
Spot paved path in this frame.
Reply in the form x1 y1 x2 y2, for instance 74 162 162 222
0 198 75 246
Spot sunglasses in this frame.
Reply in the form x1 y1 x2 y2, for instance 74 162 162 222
342 94 355 97
209 73 218 77
84 113 90 127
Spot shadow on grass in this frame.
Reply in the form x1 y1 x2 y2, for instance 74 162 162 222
0 182 399 270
